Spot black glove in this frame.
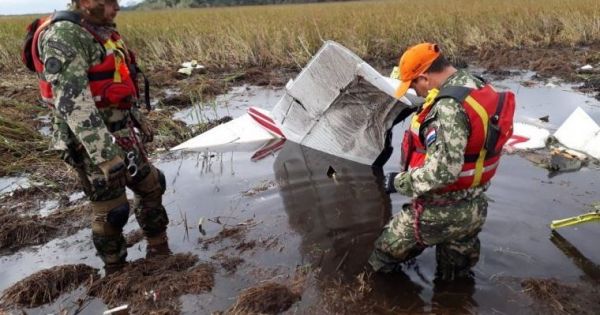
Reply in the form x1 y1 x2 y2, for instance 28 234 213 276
384 172 399 194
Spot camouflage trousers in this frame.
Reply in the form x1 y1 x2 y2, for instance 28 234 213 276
369 195 487 280
63 140 169 265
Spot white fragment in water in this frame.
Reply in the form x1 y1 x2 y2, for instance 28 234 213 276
103 304 129 315
554 107 600 159
179 60 206 75
69 191 86 202
580 64 593 70
39 200 59 217
181 60 205 69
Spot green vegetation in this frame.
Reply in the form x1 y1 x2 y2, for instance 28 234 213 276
0 0 599 71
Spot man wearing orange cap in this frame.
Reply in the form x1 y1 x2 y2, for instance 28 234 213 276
369 43 514 280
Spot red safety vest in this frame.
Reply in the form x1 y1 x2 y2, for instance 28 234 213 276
22 11 141 110
400 84 515 193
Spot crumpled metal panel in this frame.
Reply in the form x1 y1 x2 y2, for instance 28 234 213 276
272 41 421 165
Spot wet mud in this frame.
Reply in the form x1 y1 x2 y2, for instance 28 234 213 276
2 53 600 314
522 278 600 315
476 45 600 79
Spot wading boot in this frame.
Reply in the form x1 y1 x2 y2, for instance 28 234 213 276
146 231 172 258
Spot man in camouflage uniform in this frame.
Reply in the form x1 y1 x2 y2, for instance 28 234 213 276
369 43 496 280
34 0 170 272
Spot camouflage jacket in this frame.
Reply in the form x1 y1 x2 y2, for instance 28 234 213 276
394 69 490 202
40 12 143 165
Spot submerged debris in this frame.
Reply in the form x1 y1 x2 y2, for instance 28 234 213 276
241 180 276 196
522 278 600 315
549 150 584 175
200 219 256 248
211 253 244 274
0 264 99 308
227 282 300 315
88 253 214 314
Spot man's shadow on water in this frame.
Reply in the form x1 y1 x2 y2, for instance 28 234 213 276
273 142 477 312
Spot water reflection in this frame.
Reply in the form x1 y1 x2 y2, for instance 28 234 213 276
274 142 391 277
273 142 478 312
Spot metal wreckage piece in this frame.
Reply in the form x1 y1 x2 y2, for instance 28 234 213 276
172 41 422 165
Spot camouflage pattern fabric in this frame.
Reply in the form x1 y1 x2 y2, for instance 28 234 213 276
40 11 168 265
370 70 490 279
41 19 122 164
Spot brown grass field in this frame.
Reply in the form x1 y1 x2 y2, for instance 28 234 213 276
0 0 599 70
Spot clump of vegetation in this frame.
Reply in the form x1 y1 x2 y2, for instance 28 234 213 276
87 253 215 314
0 264 99 308
227 282 300 315
0 203 92 253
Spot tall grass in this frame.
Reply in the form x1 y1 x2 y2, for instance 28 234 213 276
1 0 599 69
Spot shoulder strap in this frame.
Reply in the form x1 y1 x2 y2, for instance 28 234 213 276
435 86 473 103
51 11 82 25
50 11 105 44
473 74 487 84
491 91 506 124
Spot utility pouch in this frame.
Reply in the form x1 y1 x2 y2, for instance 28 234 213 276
484 121 501 153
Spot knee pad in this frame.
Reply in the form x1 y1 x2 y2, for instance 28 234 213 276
91 194 129 235
107 203 130 230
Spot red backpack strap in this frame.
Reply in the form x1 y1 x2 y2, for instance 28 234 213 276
21 18 45 72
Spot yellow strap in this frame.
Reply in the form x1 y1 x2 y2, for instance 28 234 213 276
410 88 440 131
103 39 127 83
464 96 489 187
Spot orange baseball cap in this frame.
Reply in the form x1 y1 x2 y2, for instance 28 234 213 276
394 43 441 98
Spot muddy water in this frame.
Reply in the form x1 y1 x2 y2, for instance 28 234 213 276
2 76 600 314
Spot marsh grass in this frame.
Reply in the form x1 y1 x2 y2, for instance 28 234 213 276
1 0 599 70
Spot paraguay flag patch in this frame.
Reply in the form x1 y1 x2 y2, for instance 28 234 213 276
425 127 437 147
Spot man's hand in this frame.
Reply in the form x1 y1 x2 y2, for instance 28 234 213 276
384 172 399 194
98 156 128 188
139 122 154 143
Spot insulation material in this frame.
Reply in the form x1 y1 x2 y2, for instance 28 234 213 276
271 41 421 165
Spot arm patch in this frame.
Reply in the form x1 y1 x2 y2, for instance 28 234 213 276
425 127 438 147
45 57 63 74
